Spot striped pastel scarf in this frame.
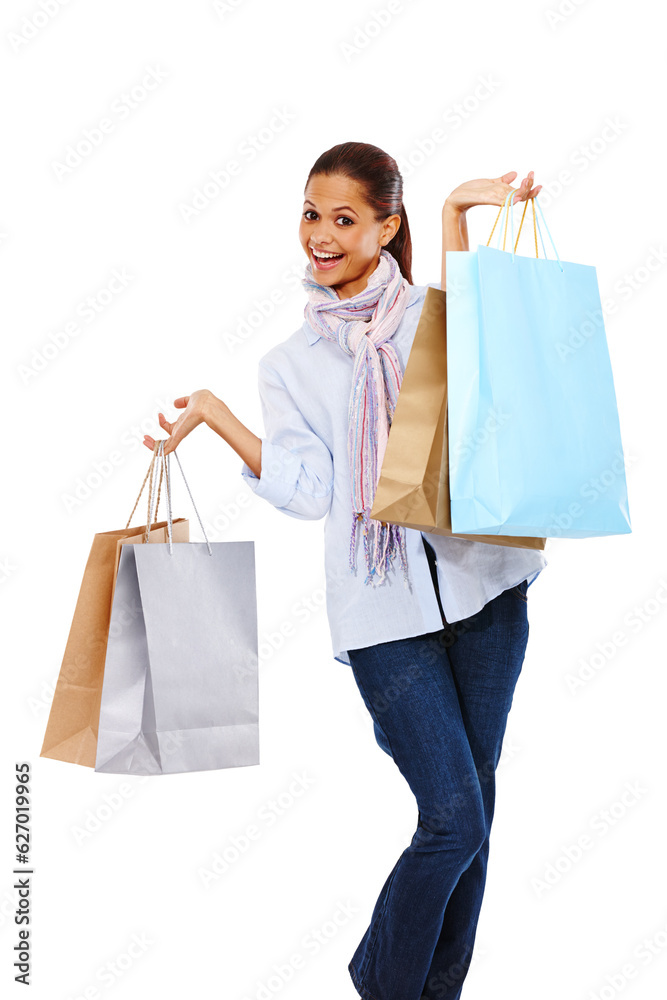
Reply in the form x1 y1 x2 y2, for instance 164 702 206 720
302 248 411 587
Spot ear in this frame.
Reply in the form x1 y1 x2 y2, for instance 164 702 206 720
380 213 402 246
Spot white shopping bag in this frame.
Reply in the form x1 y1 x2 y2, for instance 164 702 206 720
95 441 259 775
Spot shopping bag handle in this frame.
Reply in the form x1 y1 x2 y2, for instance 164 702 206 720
487 191 544 255
487 189 564 272
125 440 165 538
153 439 213 557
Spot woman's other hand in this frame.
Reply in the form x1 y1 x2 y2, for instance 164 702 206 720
143 389 213 455
445 170 542 214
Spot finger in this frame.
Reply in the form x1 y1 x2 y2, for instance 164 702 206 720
514 177 534 203
158 412 174 435
498 171 518 183
143 433 173 454
174 396 189 409
519 170 534 193
521 180 541 199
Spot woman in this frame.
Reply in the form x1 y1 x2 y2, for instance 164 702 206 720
143 142 545 1000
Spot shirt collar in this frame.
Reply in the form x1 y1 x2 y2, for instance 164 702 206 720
302 319 320 346
301 283 426 346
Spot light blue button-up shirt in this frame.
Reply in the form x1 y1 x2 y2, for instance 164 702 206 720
241 281 548 664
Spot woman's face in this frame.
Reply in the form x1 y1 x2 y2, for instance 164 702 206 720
299 173 401 299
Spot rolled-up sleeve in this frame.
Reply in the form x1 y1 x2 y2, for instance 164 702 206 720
241 362 334 521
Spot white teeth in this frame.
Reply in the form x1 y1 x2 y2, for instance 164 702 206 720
312 249 342 259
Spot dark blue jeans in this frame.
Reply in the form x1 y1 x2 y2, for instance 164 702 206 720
346 578 530 1000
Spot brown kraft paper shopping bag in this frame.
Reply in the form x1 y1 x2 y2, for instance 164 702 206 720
40 447 190 768
371 286 545 551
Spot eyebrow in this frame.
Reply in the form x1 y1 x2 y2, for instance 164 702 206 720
303 199 359 216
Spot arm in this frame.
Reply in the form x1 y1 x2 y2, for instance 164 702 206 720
441 202 469 292
143 370 333 521
203 395 262 478
207 364 334 522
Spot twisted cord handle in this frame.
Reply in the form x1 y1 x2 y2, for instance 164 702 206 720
155 440 213 557
487 190 543 256
486 188 563 272
125 440 164 540
125 439 212 555
146 441 164 542
171 448 213 556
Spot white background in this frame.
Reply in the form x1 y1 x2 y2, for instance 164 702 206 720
2 1 666 998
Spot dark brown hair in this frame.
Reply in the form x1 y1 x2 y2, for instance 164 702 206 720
305 141 413 285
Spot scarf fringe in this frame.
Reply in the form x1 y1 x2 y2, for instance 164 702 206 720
349 510 410 589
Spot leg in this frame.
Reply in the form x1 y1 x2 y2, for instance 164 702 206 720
346 630 488 1000
422 580 530 1000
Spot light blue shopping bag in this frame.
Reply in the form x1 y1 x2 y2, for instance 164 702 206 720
446 189 631 539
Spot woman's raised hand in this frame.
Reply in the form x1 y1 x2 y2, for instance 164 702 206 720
143 389 212 455
445 170 542 214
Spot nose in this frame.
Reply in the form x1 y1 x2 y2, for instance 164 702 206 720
310 226 335 246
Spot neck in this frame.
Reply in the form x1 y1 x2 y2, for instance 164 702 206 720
330 252 382 300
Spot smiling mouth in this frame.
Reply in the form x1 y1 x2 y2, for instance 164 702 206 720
311 248 345 269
